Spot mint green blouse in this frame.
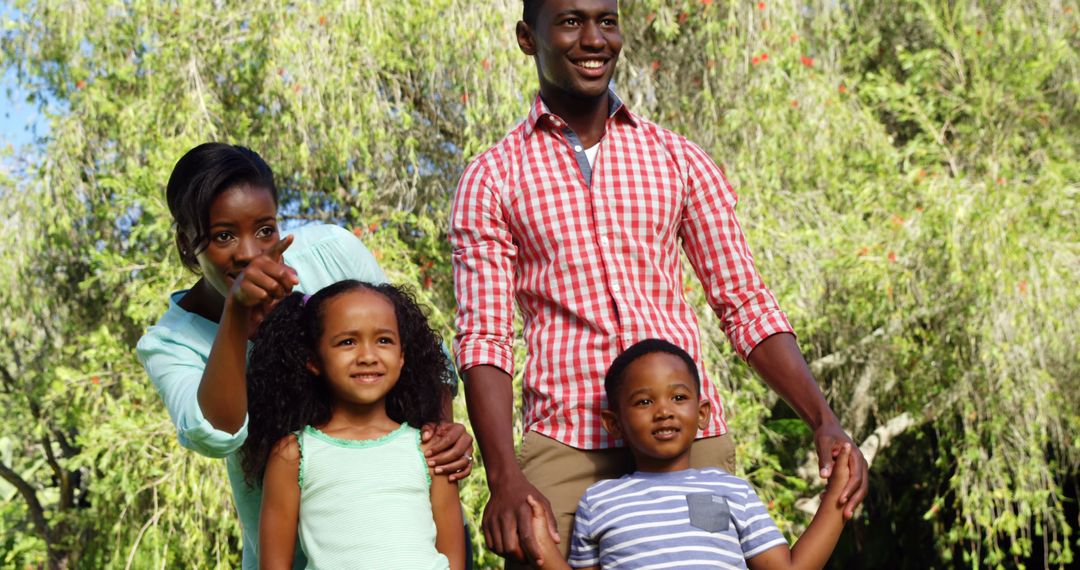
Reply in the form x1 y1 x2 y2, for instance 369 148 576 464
136 224 388 570
296 423 449 570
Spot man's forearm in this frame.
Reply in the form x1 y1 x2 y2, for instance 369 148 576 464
463 364 522 482
746 333 837 429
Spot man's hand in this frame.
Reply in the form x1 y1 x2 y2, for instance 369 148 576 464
814 422 868 519
421 422 474 482
483 472 559 563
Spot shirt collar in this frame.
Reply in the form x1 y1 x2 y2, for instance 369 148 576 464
524 89 637 137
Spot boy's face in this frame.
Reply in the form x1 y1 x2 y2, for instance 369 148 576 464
517 0 622 101
602 352 710 473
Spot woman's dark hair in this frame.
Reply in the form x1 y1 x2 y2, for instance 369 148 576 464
604 339 701 411
166 142 278 272
239 280 452 486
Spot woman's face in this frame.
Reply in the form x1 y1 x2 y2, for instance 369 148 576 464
193 184 279 297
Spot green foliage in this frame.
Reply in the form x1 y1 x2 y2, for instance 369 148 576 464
1 0 1077 568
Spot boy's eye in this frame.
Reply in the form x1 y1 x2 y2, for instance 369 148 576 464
634 398 652 407
673 394 688 401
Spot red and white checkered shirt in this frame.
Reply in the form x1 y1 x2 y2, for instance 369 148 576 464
450 94 793 450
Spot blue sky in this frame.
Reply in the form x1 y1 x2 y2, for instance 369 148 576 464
1 66 45 150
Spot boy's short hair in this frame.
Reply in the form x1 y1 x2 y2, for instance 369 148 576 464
604 339 701 409
522 0 542 27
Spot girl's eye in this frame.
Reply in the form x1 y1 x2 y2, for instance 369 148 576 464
377 337 396 345
213 232 234 243
336 338 355 347
256 225 277 239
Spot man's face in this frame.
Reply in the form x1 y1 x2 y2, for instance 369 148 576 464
601 352 710 473
519 0 622 101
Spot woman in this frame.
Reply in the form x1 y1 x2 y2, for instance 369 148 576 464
137 142 473 569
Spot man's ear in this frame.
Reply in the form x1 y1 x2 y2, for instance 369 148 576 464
516 20 537 55
601 408 623 440
696 398 711 431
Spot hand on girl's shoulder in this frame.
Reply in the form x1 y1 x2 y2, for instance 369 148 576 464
269 433 301 465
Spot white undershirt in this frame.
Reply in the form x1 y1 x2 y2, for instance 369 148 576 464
584 144 600 168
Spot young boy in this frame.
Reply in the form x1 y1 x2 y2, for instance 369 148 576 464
527 339 850 570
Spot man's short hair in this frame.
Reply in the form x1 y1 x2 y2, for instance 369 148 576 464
604 339 701 409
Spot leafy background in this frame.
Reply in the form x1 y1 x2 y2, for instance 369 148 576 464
0 0 1077 568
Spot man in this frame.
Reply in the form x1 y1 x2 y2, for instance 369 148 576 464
449 0 869 565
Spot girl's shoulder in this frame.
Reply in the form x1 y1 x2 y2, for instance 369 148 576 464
269 432 302 465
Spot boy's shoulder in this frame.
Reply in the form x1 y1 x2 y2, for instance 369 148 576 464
582 467 753 501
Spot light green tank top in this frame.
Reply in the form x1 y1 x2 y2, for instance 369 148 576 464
296 423 448 570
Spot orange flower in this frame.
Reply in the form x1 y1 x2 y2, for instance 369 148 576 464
424 276 434 289
757 1 765 10
838 83 847 94
352 227 363 237
790 99 798 108
646 12 656 24
887 251 897 263
700 0 713 5
651 60 661 71
760 53 768 61
481 58 491 71
997 177 1006 185
76 80 86 90
890 214 905 227
91 376 101 385
293 83 303 93
752 55 760 65
1018 280 1028 294
678 12 689 24
318 15 327 26
801 55 814 67
461 92 469 104
790 33 799 42
368 222 379 233
857 246 870 257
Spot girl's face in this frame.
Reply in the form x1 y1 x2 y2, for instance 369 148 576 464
193 184 279 297
308 289 405 410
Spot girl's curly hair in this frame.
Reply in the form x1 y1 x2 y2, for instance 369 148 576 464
239 280 452 486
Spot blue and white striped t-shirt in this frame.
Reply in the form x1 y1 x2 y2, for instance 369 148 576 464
568 468 788 569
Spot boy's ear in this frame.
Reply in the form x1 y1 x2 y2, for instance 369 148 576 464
516 20 537 56
696 398 711 431
601 408 623 440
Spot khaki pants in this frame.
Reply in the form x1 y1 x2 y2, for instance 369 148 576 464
503 431 735 569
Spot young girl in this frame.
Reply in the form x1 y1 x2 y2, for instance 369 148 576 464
241 279 465 569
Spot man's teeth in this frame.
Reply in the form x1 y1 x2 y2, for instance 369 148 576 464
577 60 604 69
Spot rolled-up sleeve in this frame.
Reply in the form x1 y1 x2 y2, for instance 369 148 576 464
678 141 793 360
136 335 248 458
449 157 517 376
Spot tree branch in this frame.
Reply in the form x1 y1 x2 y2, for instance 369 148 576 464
0 458 51 544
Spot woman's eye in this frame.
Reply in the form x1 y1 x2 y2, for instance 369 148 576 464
213 232 233 243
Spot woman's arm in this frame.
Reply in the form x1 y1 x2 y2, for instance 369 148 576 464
259 435 302 570
199 236 297 433
748 444 852 570
430 473 466 570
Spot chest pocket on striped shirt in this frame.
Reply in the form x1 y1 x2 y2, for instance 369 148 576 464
686 493 731 533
